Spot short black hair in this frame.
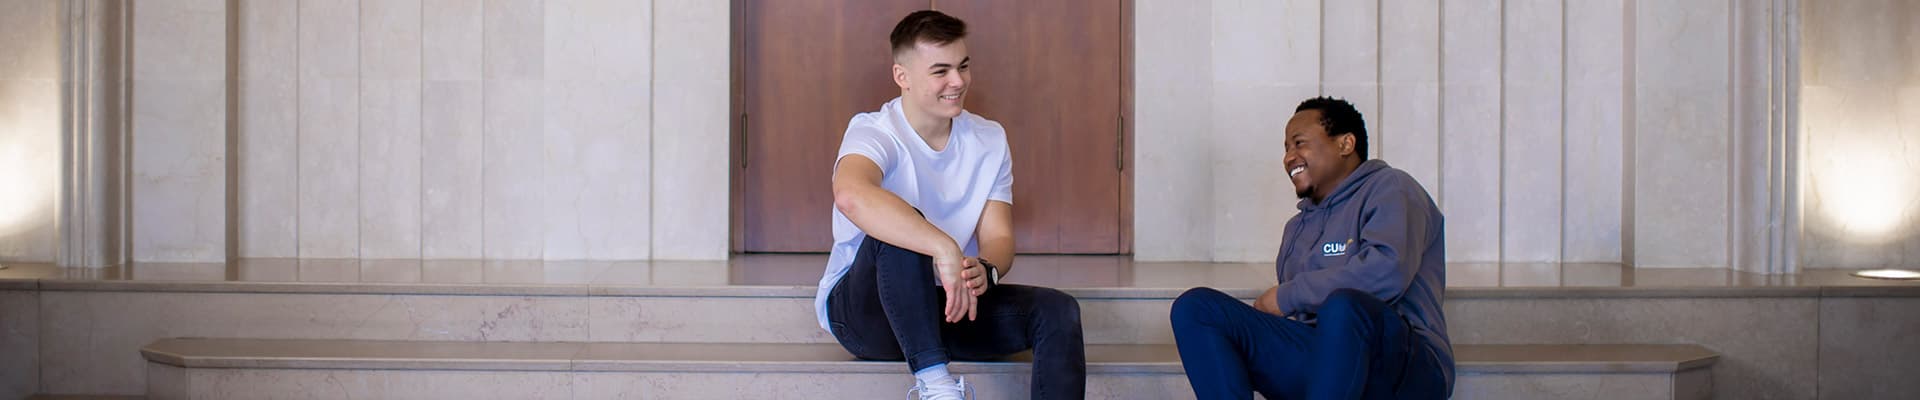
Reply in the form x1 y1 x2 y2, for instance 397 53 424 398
890 10 967 61
1294 96 1368 158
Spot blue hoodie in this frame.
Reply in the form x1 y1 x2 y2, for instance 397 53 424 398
1276 159 1453 389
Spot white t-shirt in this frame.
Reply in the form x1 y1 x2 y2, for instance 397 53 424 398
815 97 1014 332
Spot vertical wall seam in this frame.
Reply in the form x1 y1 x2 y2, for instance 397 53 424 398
479 0 488 259
355 0 364 259
78 0 89 266
1437 0 1446 210
72 0 82 266
63 0 76 266
418 0 426 259
1781 0 1792 273
294 0 303 258
59 0 73 266
1497 0 1507 264
1375 0 1384 159
121 0 134 264
1725 0 1736 269
537 0 545 261
647 0 658 260
1621 0 1636 267
226 0 241 262
1560 0 1569 264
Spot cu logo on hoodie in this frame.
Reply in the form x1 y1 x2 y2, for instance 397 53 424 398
1322 239 1352 256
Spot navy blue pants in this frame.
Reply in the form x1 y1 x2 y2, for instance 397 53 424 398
1170 287 1448 400
827 236 1087 400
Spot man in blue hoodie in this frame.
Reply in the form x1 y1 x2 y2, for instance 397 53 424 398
1170 97 1453 399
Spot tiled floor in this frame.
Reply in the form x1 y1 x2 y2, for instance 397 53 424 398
2 254 1914 290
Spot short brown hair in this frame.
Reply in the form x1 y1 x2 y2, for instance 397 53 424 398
890 10 967 60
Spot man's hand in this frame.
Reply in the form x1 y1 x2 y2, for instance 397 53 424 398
1254 285 1284 316
933 250 978 323
961 257 992 297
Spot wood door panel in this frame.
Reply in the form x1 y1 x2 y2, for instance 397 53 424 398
937 0 1124 253
738 0 1126 254
740 0 923 252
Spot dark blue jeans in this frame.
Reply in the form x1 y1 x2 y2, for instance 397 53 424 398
1170 287 1449 400
828 236 1087 400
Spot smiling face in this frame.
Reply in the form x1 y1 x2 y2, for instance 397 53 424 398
1282 109 1359 202
893 39 971 121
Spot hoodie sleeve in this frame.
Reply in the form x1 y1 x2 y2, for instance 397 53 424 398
1274 185 1432 316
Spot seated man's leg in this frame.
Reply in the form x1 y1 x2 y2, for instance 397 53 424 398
1306 288 1439 400
942 284 1087 400
1170 287 1315 400
826 236 950 373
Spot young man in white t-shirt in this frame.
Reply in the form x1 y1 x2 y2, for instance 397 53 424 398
816 10 1086 400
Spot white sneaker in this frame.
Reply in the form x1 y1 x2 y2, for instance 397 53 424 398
907 375 974 400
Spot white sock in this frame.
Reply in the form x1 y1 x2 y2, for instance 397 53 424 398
913 363 953 384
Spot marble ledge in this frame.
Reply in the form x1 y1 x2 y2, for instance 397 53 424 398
4 258 1917 299
27 278 1914 299
1454 344 1720 373
143 338 1716 375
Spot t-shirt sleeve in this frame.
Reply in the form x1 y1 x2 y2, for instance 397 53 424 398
835 121 896 177
989 146 1013 204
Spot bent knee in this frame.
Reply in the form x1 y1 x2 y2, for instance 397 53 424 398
1033 288 1083 324
1170 287 1233 327
1317 288 1385 320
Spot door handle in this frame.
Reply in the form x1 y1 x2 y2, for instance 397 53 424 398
1116 115 1125 172
739 113 749 169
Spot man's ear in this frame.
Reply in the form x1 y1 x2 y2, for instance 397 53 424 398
1337 133 1357 157
892 63 910 91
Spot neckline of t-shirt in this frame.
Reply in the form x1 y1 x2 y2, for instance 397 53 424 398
893 104 965 155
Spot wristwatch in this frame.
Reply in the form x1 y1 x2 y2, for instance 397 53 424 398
978 258 1001 287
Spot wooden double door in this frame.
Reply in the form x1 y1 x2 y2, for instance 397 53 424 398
735 0 1130 254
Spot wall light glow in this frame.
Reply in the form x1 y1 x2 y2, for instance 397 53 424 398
0 137 52 236
1809 125 1920 244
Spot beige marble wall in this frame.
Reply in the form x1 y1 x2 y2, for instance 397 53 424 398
649 0 730 261
1439 0 1504 264
297 0 362 258
0 290 39 399
1133 0 1764 265
1454 370 1708 400
422 0 486 258
1131 0 1213 261
1378 0 1441 200
225 0 729 261
0 0 61 264
361 0 426 259
1563 0 1628 264
1448 297 1820 400
41 290 593 394
41 288 1189 393
1501 0 1564 263
1818 297 1920 399
131 0 230 262
1800 0 1920 269
148 369 1194 400
1632 0 1732 269
170 369 574 399
237 0 300 258
1207 0 1317 263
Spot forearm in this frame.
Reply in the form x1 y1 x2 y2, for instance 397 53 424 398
835 184 959 258
979 234 1013 277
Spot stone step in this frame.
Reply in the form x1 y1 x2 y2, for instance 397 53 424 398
141 338 1717 400
10 259 1916 399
